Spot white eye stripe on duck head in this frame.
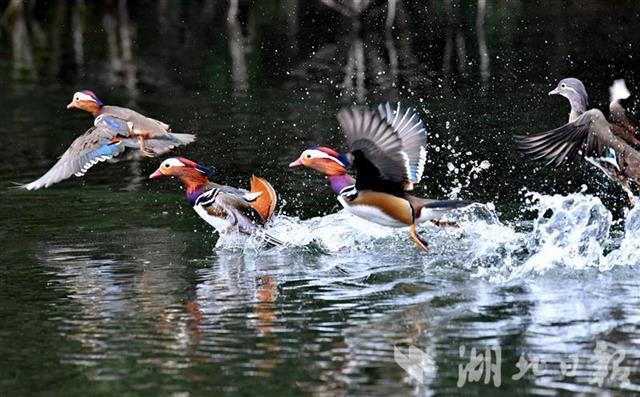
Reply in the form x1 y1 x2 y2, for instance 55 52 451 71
74 92 98 103
554 84 580 99
161 158 186 169
305 149 346 166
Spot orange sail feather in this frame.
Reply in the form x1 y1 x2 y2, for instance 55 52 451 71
249 175 277 222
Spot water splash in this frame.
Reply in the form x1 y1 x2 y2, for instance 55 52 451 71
213 191 640 280
444 155 492 199
452 203 525 281
602 205 640 270
264 211 401 252
513 192 612 276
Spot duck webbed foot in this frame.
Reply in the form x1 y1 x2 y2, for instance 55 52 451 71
430 219 459 228
137 133 156 157
410 224 429 252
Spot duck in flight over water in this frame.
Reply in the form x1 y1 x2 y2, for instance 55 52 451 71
20 90 195 190
515 78 640 204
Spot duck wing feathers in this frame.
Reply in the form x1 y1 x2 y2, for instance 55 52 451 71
20 125 126 190
338 107 409 195
195 186 266 232
514 109 627 166
377 102 428 184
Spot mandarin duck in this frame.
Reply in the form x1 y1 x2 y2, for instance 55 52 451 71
515 78 640 204
149 157 282 247
289 102 471 251
20 90 195 190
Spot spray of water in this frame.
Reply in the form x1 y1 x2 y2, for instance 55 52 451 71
213 190 640 281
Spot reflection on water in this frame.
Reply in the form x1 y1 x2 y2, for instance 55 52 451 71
2 1 640 396
3 190 640 395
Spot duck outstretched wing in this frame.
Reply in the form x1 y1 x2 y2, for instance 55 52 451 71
514 109 619 166
338 108 409 195
20 125 126 190
377 102 427 184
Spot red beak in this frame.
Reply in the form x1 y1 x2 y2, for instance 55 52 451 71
289 159 303 167
149 169 164 179
66 101 75 109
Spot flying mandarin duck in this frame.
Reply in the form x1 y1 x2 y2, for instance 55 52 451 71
21 90 195 190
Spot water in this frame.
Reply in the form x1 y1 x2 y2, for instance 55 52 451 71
2 1 640 396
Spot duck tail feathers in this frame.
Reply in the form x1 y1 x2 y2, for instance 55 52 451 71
169 133 196 146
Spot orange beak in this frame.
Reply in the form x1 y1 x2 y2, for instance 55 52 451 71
66 101 76 109
289 159 303 167
149 169 164 179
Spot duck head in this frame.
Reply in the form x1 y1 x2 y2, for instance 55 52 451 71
289 147 349 176
548 78 588 119
150 157 214 204
67 90 104 115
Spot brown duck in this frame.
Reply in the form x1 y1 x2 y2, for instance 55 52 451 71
515 78 640 203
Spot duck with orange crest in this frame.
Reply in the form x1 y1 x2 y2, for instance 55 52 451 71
20 90 195 190
150 157 282 247
290 102 471 251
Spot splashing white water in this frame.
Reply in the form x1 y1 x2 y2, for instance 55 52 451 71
213 191 640 279
513 192 612 276
213 211 401 253
512 191 640 276
445 157 492 199
602 205 640 270
266 211 402 252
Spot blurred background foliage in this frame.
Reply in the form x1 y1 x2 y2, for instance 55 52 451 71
1 0 640 218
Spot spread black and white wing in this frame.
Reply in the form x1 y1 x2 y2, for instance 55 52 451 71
378 102 427 184
338 108 409 194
